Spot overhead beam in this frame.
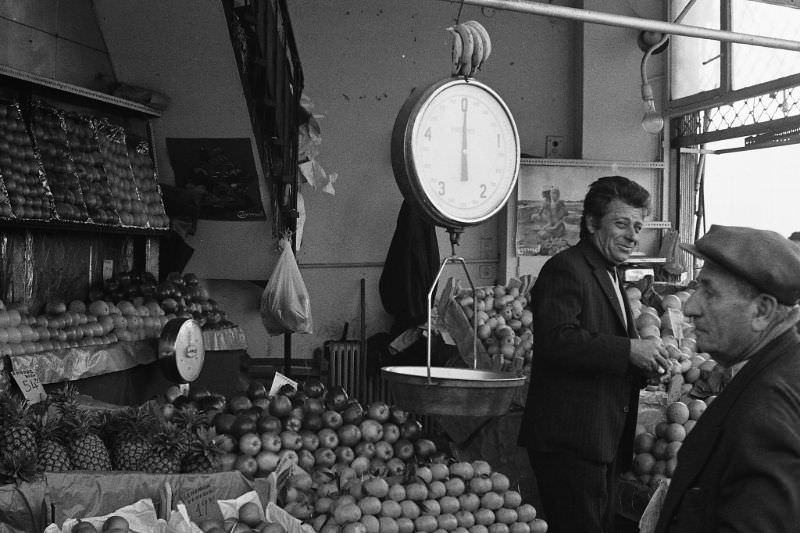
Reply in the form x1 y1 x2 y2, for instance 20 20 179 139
441 0 800 52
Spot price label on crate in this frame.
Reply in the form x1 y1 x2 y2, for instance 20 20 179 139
11 369 46 403
269 371 298 397
179 485 219 523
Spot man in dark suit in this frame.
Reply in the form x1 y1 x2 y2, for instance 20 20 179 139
653 225 800 532
518 175 670 533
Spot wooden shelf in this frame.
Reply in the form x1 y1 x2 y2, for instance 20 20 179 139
0 63 161 118
0 218 170 237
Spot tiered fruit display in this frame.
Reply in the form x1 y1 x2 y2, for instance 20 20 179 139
128 139 169 229
0 99 53 220
0 294 167 357
63 112 120 225
95 120 148 227
29 102 89 222
626 397 710 489
454 279 534 375
627 287 725 399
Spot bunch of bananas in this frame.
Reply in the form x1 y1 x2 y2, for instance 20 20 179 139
447 20 492 78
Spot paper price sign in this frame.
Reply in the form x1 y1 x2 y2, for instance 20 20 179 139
269 371 298 397
180 485 219 522
11 369 46 404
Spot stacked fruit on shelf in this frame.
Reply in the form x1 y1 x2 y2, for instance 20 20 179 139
29 101 89 222
63 112 121 226
0 99 53 220
454 278 534 375
94 120 149 227
94 270 234 331
0 292 168 357
128 138 169 229
628 287 725 400
624 397 710 490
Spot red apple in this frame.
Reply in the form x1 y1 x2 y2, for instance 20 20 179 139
238 432 262 456
297 448 316 472
303 377 327 398
234 454 258 478
337 424 362 447
303 412 324 431
280 430 303 451
278 449 299 466
232 415 258 439
360 419 384 443
260 432 283 453
256 415 283 434
414 438 437 459
393 439 415 461
369 457 387 477
335 446 355 464
317 428 339 449
374 440 395 461
300 430 320 451
255 450 281 474
354 441 376 459
228 394 253 414
269 394 293 417
303 397 325 415
322 410 343 430
314 447 337 468
342 403 365 425
366 401 391 423
382 423 400 444
386 457 407 476
284 415 303 433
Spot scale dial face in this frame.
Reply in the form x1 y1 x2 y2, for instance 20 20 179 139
159 318 205 383
392 78 520 227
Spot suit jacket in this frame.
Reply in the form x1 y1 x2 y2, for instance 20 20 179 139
518 238 644 466
654 329 800 533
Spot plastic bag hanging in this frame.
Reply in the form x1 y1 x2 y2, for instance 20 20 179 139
260 237 313 335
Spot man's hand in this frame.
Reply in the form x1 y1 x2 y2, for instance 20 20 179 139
630 338 671 377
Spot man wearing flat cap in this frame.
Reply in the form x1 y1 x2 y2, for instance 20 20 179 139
654 224 800 533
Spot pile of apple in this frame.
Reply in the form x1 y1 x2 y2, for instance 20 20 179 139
93 270 233 331
624 398 709 490
128 140 169 229
0 99 53 220
29 102 90 222
454 279 534 375
185 379 549 533
63 112 120 226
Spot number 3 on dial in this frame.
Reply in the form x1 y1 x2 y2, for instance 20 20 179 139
392 78 520 228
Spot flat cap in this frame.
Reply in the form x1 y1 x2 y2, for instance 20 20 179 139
681 224 800 305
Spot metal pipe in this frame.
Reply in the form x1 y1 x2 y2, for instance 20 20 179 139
445 0 800 52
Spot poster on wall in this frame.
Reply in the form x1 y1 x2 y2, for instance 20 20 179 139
515 159 662 257
166 138 265 221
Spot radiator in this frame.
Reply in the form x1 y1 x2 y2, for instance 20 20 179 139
324 340 390 406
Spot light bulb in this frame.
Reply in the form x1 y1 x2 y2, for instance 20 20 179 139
641 99 664 134
640 82 664 134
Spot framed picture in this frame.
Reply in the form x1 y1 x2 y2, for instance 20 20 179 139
515 158 664 257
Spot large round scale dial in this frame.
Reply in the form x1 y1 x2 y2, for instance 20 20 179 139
158 318 205 383
392 77 520 228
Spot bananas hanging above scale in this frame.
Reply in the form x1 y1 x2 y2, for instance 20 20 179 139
446 20 492 78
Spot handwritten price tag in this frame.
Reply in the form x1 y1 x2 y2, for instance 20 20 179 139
180 485 219 522
11 369 46 403
269 371 298 397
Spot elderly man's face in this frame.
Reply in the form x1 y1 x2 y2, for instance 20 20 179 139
683 262 759 367
587 199 645 265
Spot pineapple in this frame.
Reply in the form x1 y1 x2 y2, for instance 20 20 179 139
0 394 38 462
140 420 185 474
181 426 224 473
105 406 155 471
57 387 112 471
29 402 72 472
0 449 43 485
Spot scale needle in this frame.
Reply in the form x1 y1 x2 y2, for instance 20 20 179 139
460 102 469 182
